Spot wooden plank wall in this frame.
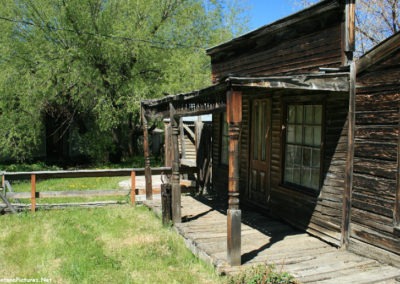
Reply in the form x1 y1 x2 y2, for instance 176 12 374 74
212 113 228 196
349 54 400 265
211 24 343 83
211 91 348 246
266 91 348 246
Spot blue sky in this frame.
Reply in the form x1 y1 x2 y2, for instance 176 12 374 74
247 0 302 30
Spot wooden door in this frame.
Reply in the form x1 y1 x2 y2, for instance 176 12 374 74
249 98 271 206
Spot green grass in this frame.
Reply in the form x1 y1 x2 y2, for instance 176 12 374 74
0 205 223 284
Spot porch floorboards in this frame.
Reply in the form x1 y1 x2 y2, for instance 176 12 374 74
144 195 400 283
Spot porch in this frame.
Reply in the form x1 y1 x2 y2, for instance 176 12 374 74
144 195 400 283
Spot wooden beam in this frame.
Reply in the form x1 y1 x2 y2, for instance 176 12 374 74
142 106 153 201
4 167 172 181
7 189 130 199
345 0 356 54
229 74 349 92
226 89 242 266
342 61 356 248
170 103 181 224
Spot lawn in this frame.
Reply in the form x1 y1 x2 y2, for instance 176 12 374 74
0 205 223 284
8 177 129 204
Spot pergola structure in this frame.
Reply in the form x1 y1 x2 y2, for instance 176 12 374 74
140 72 351 265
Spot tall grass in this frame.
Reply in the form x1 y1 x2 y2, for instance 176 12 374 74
0 205 222 283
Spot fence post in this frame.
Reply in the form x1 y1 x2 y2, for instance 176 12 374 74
131 171 136 205
1 172 4 189
31 174 36 213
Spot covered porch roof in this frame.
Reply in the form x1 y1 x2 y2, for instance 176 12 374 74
141 72 350 119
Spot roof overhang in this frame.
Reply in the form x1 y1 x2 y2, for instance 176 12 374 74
142 73 350 119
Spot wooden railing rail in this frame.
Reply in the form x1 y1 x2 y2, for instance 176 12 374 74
1 167 172 213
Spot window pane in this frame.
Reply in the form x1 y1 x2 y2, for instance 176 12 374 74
312 149 320 167
287 125 295 143
285 145 295 167
302 148 311 167
313 126 321 146
305 105 314 124
288 105 296 123
284 103 323 191
295 125 303 144
285 168 293 183
301 168 312 187
293 167 301 185
296 105 303 123
304 126 313 146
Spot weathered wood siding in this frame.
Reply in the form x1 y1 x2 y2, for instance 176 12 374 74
212 113 228 196
210 24 343 83
349 52 400 264
266 91 348 246
211 90 348 245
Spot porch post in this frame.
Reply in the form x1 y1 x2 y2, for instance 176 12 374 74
141 105 153 200
170 103 181 223
341 0 356 248
226 89 242 266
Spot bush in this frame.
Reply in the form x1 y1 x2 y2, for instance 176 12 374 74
227 264 297 284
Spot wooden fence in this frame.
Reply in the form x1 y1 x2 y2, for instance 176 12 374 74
0 167 171 213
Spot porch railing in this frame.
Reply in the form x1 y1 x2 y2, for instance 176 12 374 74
0 167 171 213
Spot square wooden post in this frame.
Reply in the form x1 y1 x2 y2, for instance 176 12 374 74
170 103 181 224
130 171 136 205
31 174 36 213
141 106 153 200
227 89 242 266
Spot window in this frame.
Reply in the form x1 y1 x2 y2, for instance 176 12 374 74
220 112 229 165
284 104 323 191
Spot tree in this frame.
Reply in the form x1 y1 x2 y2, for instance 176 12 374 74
293 0 399 56
0 0 248 163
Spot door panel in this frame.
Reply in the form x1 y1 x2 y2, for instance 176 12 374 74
249 98 271 206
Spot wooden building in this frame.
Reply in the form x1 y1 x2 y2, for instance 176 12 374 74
141 0 400 267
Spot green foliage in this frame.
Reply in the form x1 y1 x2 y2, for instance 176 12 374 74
0 162 61 172
0 0 248 162
0 206 223 283
227 264 297 284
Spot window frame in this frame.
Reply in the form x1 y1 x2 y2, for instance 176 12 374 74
282 101 325 194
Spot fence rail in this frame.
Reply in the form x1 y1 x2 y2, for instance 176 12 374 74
0 167 172 213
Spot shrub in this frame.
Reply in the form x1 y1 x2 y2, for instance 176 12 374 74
227 264 297 284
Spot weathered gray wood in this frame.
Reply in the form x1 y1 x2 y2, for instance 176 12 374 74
342 61 356 248
144 196 400 282
0 201 129 212
227 209 241 266
141 107 153 201
0 191 17 213
170 103 181 224
4 167 172 180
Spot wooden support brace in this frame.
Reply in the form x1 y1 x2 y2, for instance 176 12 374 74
31 174 36 213
130 171 136 205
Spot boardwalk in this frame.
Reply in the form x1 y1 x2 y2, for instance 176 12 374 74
144 195 400 283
